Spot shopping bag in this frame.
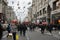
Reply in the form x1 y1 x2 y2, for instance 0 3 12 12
7 33 13 40
16 34 19 40
9 33 13 35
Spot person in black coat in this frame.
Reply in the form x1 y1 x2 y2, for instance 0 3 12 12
40 24 45 34
7 24 11 32
0 23 4 40
57 24 60 30
19 24 23 36
48 24 53 33
19 23 27 36
7 23 11 37
22 23 27 36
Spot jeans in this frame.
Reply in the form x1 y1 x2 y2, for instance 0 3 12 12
13 32 16 40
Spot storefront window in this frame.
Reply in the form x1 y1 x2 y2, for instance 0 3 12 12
40 10 42 15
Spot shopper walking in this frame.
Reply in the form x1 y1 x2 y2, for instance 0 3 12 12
11 23 17 40
0 23 3 40
22 23 27 36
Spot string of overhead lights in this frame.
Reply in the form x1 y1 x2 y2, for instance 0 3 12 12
11 0 31 14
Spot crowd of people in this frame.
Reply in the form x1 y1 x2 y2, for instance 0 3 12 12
0 21 27 40
0 20 60 40
27 22 60 34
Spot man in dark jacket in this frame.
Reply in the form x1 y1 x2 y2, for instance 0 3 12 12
0 23 3 40
40 24 45 34
48 24 53 33
7 23 11 37
19 24 23 36
22 23 27 36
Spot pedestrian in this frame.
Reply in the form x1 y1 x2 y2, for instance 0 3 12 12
40 24 46 34
17 22 20 31
22 23 27 36
30 23 34 31
18 23 23 36
0 24 3 40
7 23 11 37
11 23 17 40
57 24 60 30
2 21 8 31
41 24 45 34
48 24 53 33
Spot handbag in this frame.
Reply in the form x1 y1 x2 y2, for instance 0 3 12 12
16 34 19 40
8 33 13 36
7 33 13 40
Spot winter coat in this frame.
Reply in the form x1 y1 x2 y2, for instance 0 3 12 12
7 24 11 32
11 24 17 32
0 23 3 39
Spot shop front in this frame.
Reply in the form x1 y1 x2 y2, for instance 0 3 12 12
52 13 60 24
39 17 47 24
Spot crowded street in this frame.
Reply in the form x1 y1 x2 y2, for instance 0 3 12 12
0 0 60 40
1 29 60 40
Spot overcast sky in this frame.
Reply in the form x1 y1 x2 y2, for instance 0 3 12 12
8 0 32 22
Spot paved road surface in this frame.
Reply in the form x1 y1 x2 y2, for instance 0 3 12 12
1 30 60 40
26 31 59 40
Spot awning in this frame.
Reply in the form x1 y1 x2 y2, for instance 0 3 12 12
11 20 17 23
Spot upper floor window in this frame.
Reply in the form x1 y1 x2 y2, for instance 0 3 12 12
40 10 42 15
53 1 56 10
56 1 60 9
43 8 46 14
37 12 39 16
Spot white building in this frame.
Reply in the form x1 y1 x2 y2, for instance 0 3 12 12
32 0 60 24
28 6 33 22
0 0 8 23
6 6 17 22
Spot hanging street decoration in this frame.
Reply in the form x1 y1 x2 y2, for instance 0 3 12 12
17 1 19 6
28 2 31 5
18 6 20 9
24 6 25 8
12 1 14 4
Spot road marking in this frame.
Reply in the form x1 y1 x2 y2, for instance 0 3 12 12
26 32 30 40
2 34 7 38
45 33 52 35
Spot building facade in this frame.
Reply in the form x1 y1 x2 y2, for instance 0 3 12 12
0 0 8 23
32 0 60 24
28 7 33 22
32 0 48 24
6 6 17 22
32 0 37 23
50 0 60 24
